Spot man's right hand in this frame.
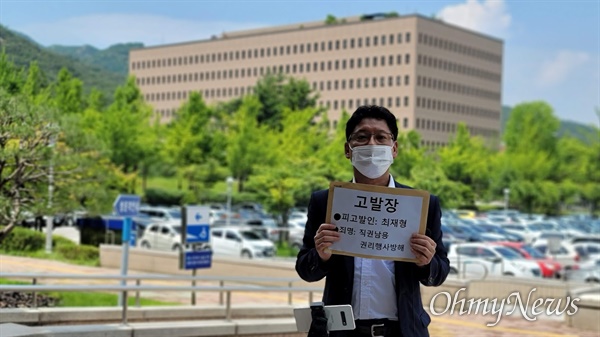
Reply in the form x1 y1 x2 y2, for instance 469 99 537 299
314 223 340 262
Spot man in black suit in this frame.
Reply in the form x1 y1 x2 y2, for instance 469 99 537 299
296 105 449 337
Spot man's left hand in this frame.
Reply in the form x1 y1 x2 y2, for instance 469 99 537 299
410 233 436 267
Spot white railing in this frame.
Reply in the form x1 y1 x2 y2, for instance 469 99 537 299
0 273 323 325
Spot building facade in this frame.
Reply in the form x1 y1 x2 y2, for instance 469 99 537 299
129 14 503 147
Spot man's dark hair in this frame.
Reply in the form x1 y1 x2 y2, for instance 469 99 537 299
345 105 398 141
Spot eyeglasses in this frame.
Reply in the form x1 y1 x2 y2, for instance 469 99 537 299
348 132 394 145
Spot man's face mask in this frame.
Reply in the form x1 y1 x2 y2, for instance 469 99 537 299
349 144 393 179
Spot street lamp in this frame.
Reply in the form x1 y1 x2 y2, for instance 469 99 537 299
226 177 234 227
503 188 510 216
45 133 56 254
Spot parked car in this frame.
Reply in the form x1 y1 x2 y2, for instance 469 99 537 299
287 221 306 250
572 242 600 260
565 257 600 283
139 206 181 223
211 227 275 258
532 239 580 270
139 223 196 252
448 243 542 278
494 241 562 278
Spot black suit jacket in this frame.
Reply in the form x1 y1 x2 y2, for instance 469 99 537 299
295 181 449 337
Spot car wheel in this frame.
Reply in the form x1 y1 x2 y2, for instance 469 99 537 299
585 277 600 283
172 244 182 252
241 250 252 259
503 272 515 277
141 241 151 249
449 267 458 274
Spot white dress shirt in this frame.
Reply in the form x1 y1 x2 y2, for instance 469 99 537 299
351 174 398 320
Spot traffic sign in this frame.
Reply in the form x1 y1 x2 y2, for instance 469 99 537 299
181 250 212 270
182 206 210 244
113 194 141 216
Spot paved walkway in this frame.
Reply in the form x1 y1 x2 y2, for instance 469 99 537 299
1 255 598 337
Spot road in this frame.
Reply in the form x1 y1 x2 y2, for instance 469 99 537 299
0 254 598 337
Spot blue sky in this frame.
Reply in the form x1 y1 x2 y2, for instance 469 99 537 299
1 0 598 126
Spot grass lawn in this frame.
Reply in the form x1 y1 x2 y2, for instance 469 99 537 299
136 176 187 194
0 278 179 307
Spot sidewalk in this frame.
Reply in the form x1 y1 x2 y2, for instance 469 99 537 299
1 254 598 337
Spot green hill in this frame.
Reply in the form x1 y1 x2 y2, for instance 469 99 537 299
48 42 143 76
0 24 125 101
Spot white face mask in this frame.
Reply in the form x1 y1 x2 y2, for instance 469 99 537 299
350 145 394 179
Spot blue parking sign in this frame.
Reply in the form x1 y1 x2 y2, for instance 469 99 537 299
183 206 210 244
113 194 141 216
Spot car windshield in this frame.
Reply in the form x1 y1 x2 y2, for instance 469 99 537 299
169 210 182 219
493 246 522 260
240 231 263 240
521 245 546 258
528 223 543 231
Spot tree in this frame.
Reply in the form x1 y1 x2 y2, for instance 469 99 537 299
0 89 59 242
504 101 560 154
253 73 319 129
325 14 338 25
226 96 271 192
163 91 227 199
53 68 83 114
97 76 155 192
438 123 494 200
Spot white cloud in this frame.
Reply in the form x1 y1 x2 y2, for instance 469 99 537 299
18 13 267 48
536 50 590 86
437 0 511 38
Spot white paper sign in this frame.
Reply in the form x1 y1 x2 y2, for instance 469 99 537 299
327 182 430 262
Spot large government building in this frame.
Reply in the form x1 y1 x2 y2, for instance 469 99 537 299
129 14 503 147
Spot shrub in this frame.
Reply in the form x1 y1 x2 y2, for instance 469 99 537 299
56 244 99 262
0 226 45 252
144 188 184 206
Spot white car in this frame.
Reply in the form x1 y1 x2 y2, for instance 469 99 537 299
565 257 600 283
211 227 275 259
139 206 182 223
532 239 580 270
139 223 196 252
288 212 308 227
448 243 542 278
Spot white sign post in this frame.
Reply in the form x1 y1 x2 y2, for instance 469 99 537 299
326 182 430 262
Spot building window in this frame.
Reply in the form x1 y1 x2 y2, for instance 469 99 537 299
406 33 411 43
404 96 409 107
404 75 410 85
405 54 410 64
396 97 401 107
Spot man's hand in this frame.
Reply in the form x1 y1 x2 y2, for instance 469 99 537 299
410 233 436 267
314 223 340 262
